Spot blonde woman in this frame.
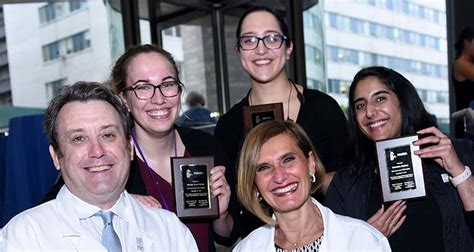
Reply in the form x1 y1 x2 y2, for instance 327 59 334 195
234 121 390 251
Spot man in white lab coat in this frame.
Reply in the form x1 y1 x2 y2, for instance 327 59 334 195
0 82 198 251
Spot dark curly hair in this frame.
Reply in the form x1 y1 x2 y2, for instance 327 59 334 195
347 66 436 166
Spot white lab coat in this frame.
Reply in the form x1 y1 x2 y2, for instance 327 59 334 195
1 186 198 251
233 198 391 252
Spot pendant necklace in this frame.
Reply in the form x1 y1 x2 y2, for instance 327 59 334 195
249 80 293 121
131 127 177 211
278 221 320 249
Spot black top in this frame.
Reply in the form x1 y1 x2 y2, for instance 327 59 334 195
325 139 474 251
40 126 240 249
366 172 444 251
214 88 349 238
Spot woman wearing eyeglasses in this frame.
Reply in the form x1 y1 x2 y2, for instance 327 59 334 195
42 45 237 251
214 6 349 237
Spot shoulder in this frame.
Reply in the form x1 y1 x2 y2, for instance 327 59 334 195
3 201 57 229
302 89 341 107
317 202 389 250
216 98 246 128
331 164 370 189
177 126 216 155
299 89 346 124
234 225 274 251
124 192 187 230
1 201 59 244
177 125 214 142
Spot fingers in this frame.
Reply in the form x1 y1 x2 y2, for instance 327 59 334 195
414 142 450 158
132 194 162 208
389 215 406 236
210 166 230 198
414 134 445 147
416 126 446 138
368 200 406 237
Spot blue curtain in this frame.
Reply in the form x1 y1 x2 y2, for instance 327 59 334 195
1 114 57 227
0 135 7 225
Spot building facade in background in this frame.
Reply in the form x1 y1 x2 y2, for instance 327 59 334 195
307 0 448 131
3 1 118 108
2 0 449 131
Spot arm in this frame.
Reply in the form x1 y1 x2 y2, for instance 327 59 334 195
210 165 234 238
454 58 474 81
415 126 474 210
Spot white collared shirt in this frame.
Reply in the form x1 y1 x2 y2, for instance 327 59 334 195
233 198 391 252
1 186 198 251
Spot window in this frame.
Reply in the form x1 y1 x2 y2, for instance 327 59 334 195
45 78 66 100
350 18 363 33
69 1 86 12
42 42 60 61
328 13 338 28
39 4 56 23
328 46 447 78
328 79 350 94
39 1 87 24
307 78 325 92
42 31 90 62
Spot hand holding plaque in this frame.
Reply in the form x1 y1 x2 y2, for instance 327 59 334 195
376 135 427 203
171 156 219 219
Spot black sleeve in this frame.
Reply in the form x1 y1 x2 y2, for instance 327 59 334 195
317 97 349 172
324 172 348 216
125 158 147 195
298 91 349 172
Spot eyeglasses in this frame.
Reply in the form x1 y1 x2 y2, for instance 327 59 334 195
123 80 182 100
237 34 288 51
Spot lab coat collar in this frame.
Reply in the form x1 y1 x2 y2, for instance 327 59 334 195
54 186 155 250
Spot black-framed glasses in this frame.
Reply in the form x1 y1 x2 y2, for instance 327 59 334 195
123 80 182 100
237 34 288 51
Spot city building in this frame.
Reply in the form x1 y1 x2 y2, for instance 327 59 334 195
3 1 118 108
306 0 449 130
2 0 451 132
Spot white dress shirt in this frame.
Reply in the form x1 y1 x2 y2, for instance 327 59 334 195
1 186 198 251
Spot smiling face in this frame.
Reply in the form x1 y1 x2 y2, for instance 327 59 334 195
122 52 181 136
254 133 315 214
237 11 292 84
353 76 402 142
49 100 130 209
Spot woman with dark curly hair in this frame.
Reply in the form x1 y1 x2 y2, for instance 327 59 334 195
325 66 474 251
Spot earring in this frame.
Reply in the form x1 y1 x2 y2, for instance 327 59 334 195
311 174 316 183
256 191 263 201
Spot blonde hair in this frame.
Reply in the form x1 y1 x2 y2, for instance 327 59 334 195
237 120 326 225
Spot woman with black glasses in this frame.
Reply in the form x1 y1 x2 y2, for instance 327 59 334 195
214 6 349 238
42 44 237 251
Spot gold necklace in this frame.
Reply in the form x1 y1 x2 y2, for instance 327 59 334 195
277 222 319 248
